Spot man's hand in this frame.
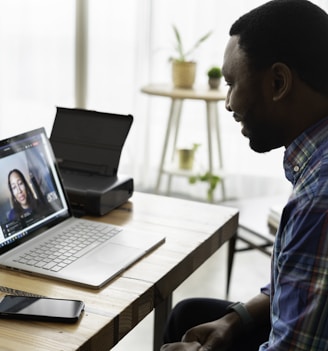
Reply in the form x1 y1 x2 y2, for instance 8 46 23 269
160 315 238 351
161 294 270 351
181 317 237 351
160 341 201 351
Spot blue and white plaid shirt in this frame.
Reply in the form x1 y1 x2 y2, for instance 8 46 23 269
260 116 328 350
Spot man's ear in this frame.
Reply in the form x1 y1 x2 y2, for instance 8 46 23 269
271 62 292 101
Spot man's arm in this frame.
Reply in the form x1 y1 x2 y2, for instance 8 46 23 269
161 293 270 351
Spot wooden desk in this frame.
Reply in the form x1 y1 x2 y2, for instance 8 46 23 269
0 192 238 351
141 84 227 200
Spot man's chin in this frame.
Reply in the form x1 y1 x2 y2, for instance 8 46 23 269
241 125 248 137
249 138 272 153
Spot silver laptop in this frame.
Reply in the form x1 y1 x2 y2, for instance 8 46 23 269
0 128 165 289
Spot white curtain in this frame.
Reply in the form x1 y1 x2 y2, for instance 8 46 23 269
0 0 75 137
0 0 327 201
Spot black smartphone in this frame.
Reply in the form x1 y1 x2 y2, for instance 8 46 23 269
0 295 85 323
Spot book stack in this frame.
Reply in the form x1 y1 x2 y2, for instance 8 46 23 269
267 204 284 234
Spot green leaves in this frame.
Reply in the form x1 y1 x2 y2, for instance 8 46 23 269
189 171 221 202
207 66 222 79
171 25 212 62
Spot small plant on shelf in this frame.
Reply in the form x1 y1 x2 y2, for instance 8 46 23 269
178 143 201 170
207 66 222 90
170 25 212 89
189 171 221 202
207 66 222 79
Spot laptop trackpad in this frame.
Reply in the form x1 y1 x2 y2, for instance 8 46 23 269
93 243 144 266
63 244 145 287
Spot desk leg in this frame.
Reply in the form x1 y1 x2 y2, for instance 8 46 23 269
153 294 173 351
226 232 237 297
156 99 183 194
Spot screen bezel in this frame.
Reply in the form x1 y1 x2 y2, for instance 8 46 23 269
0 128 73 255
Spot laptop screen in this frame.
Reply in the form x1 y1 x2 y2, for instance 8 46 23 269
0 128 70 253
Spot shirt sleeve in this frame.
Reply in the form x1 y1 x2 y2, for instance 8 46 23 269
267 207 328 350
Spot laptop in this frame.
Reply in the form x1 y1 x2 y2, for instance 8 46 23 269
0 128 165 289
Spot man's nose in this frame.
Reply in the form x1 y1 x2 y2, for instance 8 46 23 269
225 98 232 112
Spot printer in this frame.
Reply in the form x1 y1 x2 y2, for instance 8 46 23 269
50 107 134 216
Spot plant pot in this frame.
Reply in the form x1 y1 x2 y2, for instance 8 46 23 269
172 61 196 89
208 77 221 90
178 148 195 170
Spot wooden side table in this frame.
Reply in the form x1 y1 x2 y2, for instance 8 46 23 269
141 84 227 201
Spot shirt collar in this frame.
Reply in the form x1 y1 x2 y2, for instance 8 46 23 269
284 116 328 184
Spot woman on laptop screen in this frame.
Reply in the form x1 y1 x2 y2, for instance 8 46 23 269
7 169 41 221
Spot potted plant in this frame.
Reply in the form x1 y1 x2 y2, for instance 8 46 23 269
207 66 222 89
170 25 212 89
177 143 200 170
189 171 221 202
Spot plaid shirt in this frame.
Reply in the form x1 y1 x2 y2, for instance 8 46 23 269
260 116 328 350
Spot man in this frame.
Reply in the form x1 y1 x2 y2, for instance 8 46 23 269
160 0 328 350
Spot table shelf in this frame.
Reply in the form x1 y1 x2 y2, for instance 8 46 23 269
162 163 225 178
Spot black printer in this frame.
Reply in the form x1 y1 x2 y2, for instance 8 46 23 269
50 107 134 216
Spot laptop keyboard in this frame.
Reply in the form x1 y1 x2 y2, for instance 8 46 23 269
13 221 122 272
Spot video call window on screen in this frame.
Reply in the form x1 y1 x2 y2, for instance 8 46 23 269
0 133 65 246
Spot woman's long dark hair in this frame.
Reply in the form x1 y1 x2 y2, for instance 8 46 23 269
8 169 39 217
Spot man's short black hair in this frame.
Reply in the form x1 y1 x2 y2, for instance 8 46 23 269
230 0 328 95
